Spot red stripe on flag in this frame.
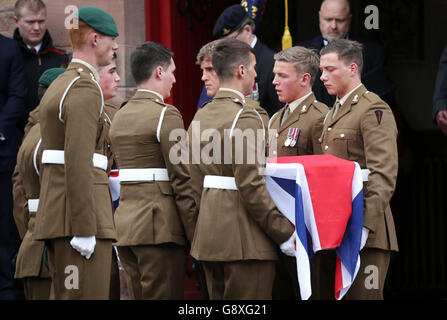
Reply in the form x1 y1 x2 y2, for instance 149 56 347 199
335 257 342 300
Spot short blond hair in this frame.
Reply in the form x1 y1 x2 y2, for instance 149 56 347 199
14 0 46 18
196 40 221 65
274 46 320 86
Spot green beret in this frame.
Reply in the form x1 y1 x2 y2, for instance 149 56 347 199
76 6 119 37
38 68 66 88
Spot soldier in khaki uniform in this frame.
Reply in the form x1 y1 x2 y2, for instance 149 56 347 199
109 42 197 300
12 68 65 300
196 40 270 125
268 46 329 299
12 123 46 299
191 40 272 299
33 6 119 299
189 39 295 300
318 39 398 299
97 58 121 299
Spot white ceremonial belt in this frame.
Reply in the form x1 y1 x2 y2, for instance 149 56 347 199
119 168 169 182
42 150 108 171
361 169 371 182
28 199 39 213
203 175 237 190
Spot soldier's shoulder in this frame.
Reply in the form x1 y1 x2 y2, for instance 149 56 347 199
61 68 99 92
362 90 383 104
104 103 119 118
311 99 330 114
213 94 244 108
244 97 261 108
199 99 212 110
361 90 392 113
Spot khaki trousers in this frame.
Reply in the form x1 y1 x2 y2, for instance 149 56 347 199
310 248 391 300
23 252 52 300
201 260 276 300
24 277 51 300
46 237 112 300
117 243 185 300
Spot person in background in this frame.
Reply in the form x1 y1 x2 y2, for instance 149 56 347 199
12 68 65 300
13 0 67 124
301 0 394 109
198 4 282 117
97 55 122 300
0 34 27 300
433 45 447 135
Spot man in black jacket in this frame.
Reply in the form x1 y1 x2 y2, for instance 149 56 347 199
433 45 447 135
301 0 394 108
13 0 67 123
210 4 283 117
0 34 27 300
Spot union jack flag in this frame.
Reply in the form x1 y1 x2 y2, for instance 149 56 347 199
265 154 364 300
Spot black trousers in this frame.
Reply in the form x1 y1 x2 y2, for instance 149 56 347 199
0 171 24 300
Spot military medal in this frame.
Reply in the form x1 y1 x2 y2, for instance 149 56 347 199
290 128 301 147
284 128 293 147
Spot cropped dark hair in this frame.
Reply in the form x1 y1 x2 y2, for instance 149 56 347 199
212 38 255 83
130 41 174 85
320 39 363 75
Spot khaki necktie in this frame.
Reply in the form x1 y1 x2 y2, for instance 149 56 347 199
281 105 291 126
332 100 341 119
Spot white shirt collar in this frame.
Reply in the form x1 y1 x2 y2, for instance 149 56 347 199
27 42 42 53
137 89 164 102
219 88 246 103
71 58 100 82
250 35 258 48
338 83 363 106
288 91 313 113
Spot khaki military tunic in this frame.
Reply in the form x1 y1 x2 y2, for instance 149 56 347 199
109 90 196 299
109 90 196 246
32 61 115 299
102 103 118 174
189 90 294 261
12 124 49 283
268 92 328 157
268 92 329 300
320 84 398 251
34 61 115 240
188 90 294 299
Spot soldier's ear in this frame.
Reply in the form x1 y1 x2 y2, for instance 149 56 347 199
89 32 99 47
235 64 245 79
154 65 164 80
349 63 359 76
301 73 311 86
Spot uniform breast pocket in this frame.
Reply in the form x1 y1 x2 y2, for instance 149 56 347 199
329 128 357 159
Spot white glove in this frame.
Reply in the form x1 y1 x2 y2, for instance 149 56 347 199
280 233 296 257
70 236 96 259
360 227 369 250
